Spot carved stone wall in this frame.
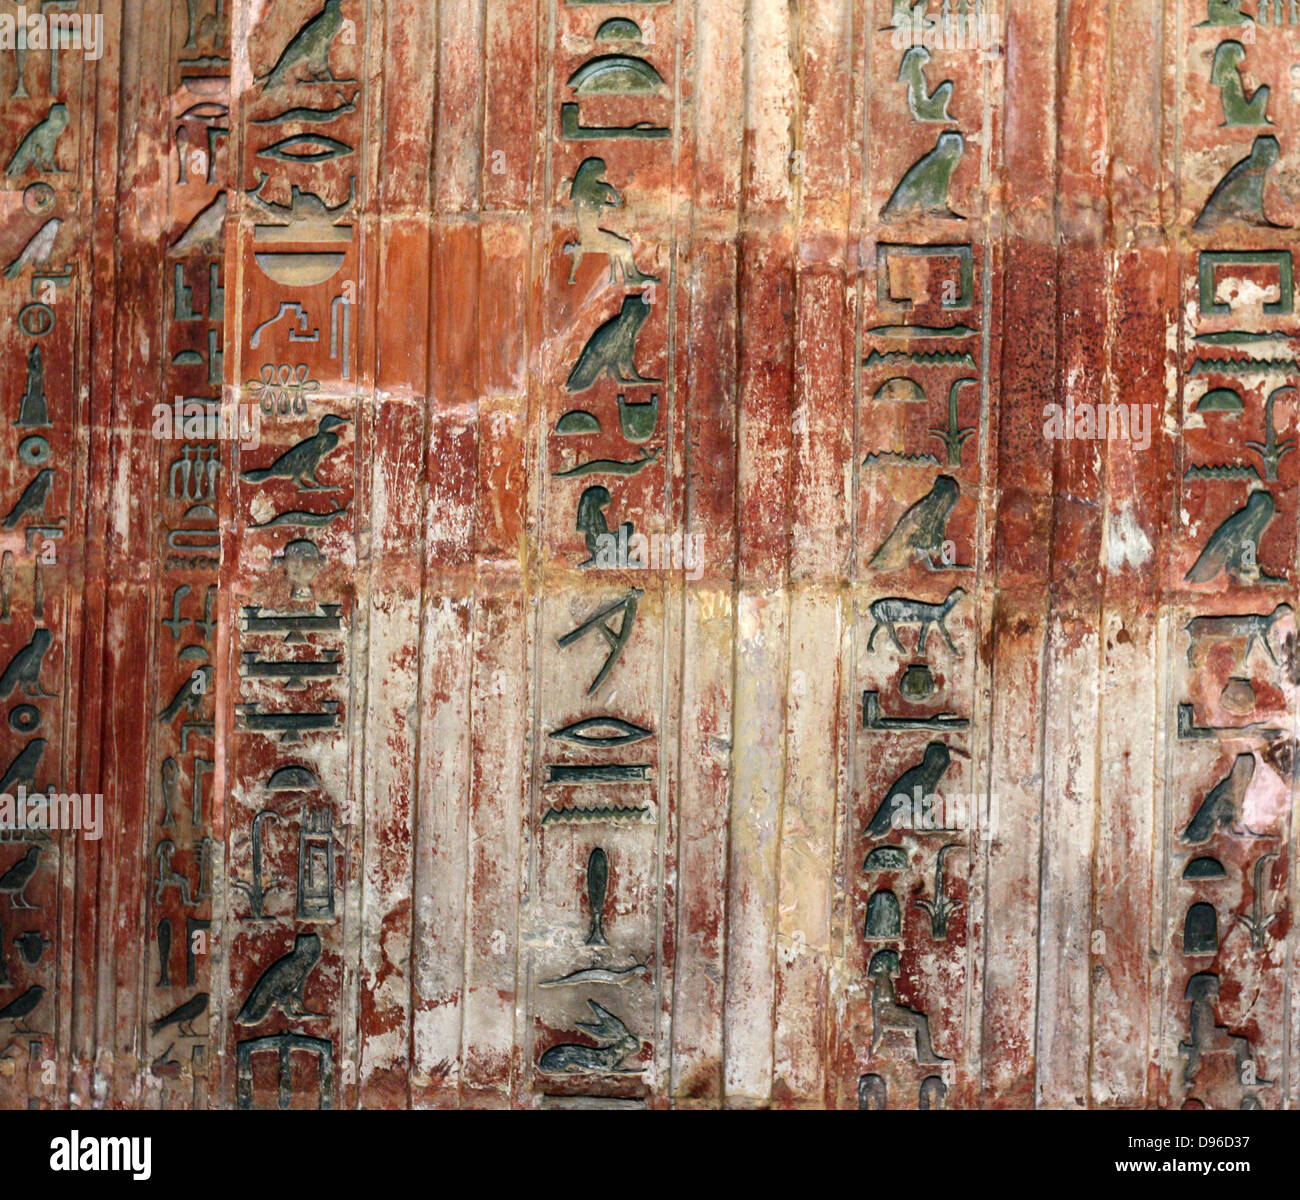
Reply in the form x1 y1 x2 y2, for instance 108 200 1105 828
0 0 1297 1109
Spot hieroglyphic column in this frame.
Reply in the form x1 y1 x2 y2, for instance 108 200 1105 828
836 0 1005 1110
1155 0 1300 1111
0 0 101 1108
217 0 370 1109
141 0 231 1109
524 0 687 1106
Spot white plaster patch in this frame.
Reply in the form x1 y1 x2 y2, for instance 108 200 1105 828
1106 502 1153 571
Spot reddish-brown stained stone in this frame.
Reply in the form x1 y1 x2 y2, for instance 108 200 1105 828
8 0 1300 1112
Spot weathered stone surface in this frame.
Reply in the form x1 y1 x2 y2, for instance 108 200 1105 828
0 0 1298 1110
